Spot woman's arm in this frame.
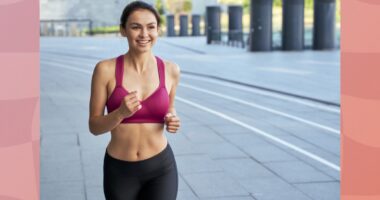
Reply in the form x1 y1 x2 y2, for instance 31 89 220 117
88 61 124 136
164 61 181 133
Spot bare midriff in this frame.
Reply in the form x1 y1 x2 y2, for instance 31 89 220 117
106 123 168 162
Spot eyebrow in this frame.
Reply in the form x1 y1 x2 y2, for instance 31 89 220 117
129 22 157 26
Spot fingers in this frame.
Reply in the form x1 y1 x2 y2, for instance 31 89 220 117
124 91 139 101
122 91 142 115
165 115 180 133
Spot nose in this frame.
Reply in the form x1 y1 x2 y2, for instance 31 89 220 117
139 27 149 37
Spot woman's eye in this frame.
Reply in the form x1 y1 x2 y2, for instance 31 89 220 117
149 26 155 29
132 27 139 29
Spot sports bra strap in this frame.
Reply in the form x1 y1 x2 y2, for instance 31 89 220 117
115 55 124 87
156 56 166 88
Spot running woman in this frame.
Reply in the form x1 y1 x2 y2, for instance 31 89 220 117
88 1 181 199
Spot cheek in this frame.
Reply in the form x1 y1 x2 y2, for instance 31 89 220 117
150 32 158 38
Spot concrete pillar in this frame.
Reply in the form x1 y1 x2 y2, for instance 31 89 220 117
282 0 304 50
206 6 221 44
313 0 336 50
228 5 243 42
166 14 176 37
179 14 188 36
192 14 201 36
248 0 273 51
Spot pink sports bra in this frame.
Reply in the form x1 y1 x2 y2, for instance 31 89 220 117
106 54 169 123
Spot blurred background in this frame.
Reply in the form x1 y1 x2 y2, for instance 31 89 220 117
40 0 340 49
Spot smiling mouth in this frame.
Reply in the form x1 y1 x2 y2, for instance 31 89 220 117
136 40 151 45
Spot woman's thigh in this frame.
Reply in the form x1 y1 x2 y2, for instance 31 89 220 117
103 176 141 200
138 162 178 200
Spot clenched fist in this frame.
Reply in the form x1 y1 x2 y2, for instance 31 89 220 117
118 91 142 118
164 113 180 133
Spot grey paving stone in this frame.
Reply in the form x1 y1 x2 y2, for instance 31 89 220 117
166 129 190 142
193 142 248 159
215 158 275 180
239 177 312 200
78 131 110 150
202 196 256 200
177 189 200 200
184 128 225 144
82 148 105 187
264 160 334 183
86 186 105 200
41 133 78 147
208 124 253 135
40 145 81 163
294 181 340 200
168 134 204 156
178 173 192 191
41 180 85 200
182 171 249 198
40 159 83 182
176 154 224 174
223 133 270 147
225 134 297 163
41 114 77 135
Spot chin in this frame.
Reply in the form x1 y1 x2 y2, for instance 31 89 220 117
133 47 151 53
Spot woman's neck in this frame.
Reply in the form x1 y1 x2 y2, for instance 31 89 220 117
125 50 154 74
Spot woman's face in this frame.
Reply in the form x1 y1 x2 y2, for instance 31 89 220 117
121 9 159 53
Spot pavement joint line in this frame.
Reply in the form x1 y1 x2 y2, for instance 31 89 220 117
178 173 200 199
41 57 340 171
79 147 88 200
181 83 340 135
176 97 341 172
291 180 340 185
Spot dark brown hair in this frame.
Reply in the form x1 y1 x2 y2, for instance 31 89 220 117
120 1 161 28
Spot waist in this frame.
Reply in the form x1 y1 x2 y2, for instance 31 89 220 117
107 124 167 161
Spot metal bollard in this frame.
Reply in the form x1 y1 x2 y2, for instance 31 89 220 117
192 14 201 36
166 14 176 37
179 15 188 36
228 5 243 45
313 0 336 50
249 0 273 51
206 6 221 44
282 0 304 50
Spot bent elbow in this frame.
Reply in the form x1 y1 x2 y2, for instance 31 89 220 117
88 119 100 136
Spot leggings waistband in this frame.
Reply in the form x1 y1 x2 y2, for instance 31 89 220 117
104 142 175 176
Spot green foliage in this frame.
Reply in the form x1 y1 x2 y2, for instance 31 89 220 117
305 0 313 9
155 0 165 15
273 0 282 7
183 0 192 12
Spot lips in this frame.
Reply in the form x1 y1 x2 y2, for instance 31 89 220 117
136 40 150 45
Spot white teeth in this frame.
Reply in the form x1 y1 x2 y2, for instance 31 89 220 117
137 40 150 44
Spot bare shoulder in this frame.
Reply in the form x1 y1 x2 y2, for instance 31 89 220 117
163 60 181 80
92 58 116 82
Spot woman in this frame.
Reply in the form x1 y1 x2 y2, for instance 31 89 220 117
88 1 181 200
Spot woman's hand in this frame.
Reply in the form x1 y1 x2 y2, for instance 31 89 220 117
164 113 180 133
118 91 142 118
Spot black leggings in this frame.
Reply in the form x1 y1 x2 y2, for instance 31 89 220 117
103 143 178 200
